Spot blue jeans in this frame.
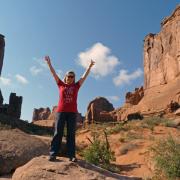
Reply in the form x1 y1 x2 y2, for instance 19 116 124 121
50 112 77 158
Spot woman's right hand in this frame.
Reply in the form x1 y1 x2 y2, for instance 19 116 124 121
45 56 51 65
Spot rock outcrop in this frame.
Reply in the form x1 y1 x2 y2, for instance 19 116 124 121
144 5 180 89
125 86 144 105
112 5 180 121
0 34 5 76
0 34 23 119
12 156 136 180
85 97 114 123
32 107 51 121
47 106 57 120
0 93 22 119
0 89 3 105
0 129 49 175
32 106 84 128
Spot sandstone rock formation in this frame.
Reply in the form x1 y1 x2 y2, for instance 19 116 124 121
0 34 5 76
0 93 22 119
12 156 136 180
85 97 114 123
112 5 180 121
32 107 51 121
7 93 22 118
0 129 49 175
144 5 180 89
32 106 84 128
47 106 57 120
125 86 144 105
0 89 3 105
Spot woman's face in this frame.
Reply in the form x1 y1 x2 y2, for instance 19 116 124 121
65 73 75 85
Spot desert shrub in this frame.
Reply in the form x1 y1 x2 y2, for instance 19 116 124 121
162 120 179 128
106 122 132 135
150 135 180 179
83 131 116 171
125 131 143 141
142 116 166 131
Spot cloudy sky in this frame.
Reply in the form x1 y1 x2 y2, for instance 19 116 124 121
0 0 179 121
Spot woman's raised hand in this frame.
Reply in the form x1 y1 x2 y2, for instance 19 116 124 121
45 56 51 65
89 59 95 68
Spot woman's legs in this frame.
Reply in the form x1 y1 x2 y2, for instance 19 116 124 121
66 112 76 159
50 112 66 157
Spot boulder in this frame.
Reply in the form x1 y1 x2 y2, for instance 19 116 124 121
12 156 136 180
85 97 114 123
0 129 49 175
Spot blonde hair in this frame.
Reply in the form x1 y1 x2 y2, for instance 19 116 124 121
63 71 76 83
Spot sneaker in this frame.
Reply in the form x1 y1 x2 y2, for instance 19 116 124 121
48 156 56 162
69 157 77 162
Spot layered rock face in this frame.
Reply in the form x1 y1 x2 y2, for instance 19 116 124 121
99 5 180 121
0 34 5 76
85 97 114 123
119 5 180 120
144 5 180 89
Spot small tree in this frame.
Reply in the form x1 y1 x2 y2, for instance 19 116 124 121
83 131 116 170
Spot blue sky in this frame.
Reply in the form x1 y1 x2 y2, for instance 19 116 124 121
0 0 179 121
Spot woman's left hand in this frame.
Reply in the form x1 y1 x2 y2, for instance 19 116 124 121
89 59 95 68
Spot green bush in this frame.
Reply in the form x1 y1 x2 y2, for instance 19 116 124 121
150 135 180 179
83 132 116 171
106 122 129 134
142 117 166 131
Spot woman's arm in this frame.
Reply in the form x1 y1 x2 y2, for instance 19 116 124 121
78 60 95 86
44 56 61 85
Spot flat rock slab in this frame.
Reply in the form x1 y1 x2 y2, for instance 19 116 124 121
12 156 141 180
0 129 49 175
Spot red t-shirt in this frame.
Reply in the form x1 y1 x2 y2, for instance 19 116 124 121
56 79 80 113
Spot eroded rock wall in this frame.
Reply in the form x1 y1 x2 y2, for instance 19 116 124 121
144 5 180 89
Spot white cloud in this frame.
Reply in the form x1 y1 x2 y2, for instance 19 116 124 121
106 96 120 102
113 68 143 86
77 42 120 78
0 77 12 86
30 66 43 76
33 57 48 69
15 74 29 85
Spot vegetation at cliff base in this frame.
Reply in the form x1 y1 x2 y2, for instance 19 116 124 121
150 135 180 179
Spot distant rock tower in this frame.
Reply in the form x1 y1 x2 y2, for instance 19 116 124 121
0 34 5 106
0 34 5 76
